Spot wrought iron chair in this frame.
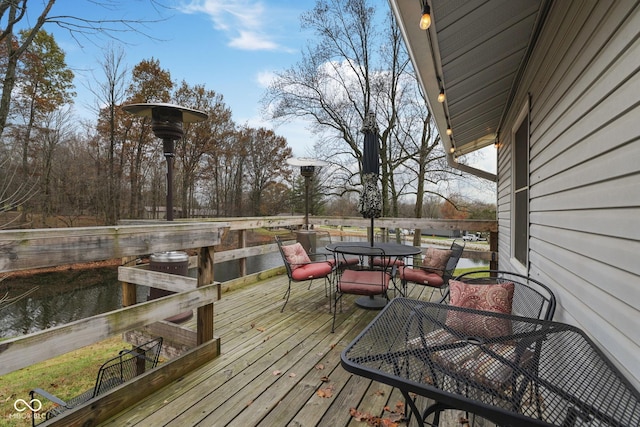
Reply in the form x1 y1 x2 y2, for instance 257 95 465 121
275 235 335 312
331 245 394 332
30 337 163 426
418 270 557 426
399 239 465 300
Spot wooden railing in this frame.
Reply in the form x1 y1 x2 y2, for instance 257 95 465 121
0 216 496 426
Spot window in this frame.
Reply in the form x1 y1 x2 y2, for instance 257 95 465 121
513 105 529 266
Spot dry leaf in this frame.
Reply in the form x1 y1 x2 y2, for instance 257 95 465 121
315 363 325 370
317 385 334 398
246 399 254 407
256 327 266 332
375 390 385 396
250 322 255 328
320 376 330 382
273 370 281 376
349 408 369 422
288 372 297 378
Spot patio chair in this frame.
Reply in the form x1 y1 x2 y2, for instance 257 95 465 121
275 235 335 312
421 270 557 425
399 239 465 300
331 245 394 332
30 337 162 426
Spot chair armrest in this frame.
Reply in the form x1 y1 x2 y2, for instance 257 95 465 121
308 253 331 262
412 264 446 275
30 388 70 408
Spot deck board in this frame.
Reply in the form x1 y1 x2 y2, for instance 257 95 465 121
100 273 489 427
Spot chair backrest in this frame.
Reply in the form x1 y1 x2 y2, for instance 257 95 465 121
442 239 465 284
275 235 295 279
445 270 557 320
332 245 394 288
311 230 332 254
332 245 393 273
93 337 163 397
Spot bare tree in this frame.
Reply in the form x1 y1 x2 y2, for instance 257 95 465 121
262 0 412 215
92 45 128 224
0 152 38 229
241 127 293 216
173 81 234 218
35 106 74 224
263 0 464 222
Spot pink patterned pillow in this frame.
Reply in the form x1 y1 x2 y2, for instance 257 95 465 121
281 243 311 271
446 280 515 338
422 247 452 277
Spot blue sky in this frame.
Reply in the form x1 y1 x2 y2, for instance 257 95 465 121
28 0 495 194
41 0 320 156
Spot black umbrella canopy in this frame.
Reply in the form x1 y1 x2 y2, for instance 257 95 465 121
358 111 382 245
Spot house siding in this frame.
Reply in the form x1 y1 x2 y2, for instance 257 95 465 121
497 0 640 388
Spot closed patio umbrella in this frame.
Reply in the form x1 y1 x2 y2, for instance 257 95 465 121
357 111 381 246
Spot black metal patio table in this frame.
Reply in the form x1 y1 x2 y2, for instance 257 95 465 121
326 242 421 308
341 298 640 427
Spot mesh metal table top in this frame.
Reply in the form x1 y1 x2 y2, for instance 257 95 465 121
341 298 640 427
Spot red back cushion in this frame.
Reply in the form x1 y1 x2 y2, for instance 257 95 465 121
281 242 311 271
446 280 515 338
422 247 452 277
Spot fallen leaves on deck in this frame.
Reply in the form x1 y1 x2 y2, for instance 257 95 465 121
349 400 405 426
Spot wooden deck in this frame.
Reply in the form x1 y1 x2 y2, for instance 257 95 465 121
99 273 482 427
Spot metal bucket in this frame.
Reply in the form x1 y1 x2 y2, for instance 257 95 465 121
149 251 193 323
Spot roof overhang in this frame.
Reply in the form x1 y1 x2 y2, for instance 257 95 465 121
388 0 551 181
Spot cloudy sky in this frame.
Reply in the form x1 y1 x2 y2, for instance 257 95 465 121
35 0 495 199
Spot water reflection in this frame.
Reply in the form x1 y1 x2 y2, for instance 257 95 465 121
1 236 487 338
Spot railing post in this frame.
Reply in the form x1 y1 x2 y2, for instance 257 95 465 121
197 246 214 345
489 231 498 271
121 256 137 307
238 229 247 277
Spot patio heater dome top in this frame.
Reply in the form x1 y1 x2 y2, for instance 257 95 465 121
286 157 329 167
122 103 208 123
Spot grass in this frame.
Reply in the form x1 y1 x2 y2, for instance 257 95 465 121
0 336 129 426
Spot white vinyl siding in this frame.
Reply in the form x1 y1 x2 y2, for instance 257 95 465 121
497 0 640 389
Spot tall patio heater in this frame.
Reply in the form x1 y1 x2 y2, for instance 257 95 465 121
122 103 207 324
287 157 328 253
122 102 208 221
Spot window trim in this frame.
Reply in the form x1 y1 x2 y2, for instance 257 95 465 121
511 99 530 270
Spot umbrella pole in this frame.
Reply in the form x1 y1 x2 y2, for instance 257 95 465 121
370 217 374 246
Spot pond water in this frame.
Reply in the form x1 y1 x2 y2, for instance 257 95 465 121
0 236 487 338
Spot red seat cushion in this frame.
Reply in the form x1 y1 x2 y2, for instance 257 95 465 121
338 269 390 295
399 267 445 287
291 261 333 280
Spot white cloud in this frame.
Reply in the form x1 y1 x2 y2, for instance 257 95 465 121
256 70 276 88
229 30 279 50
179 0 288 51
